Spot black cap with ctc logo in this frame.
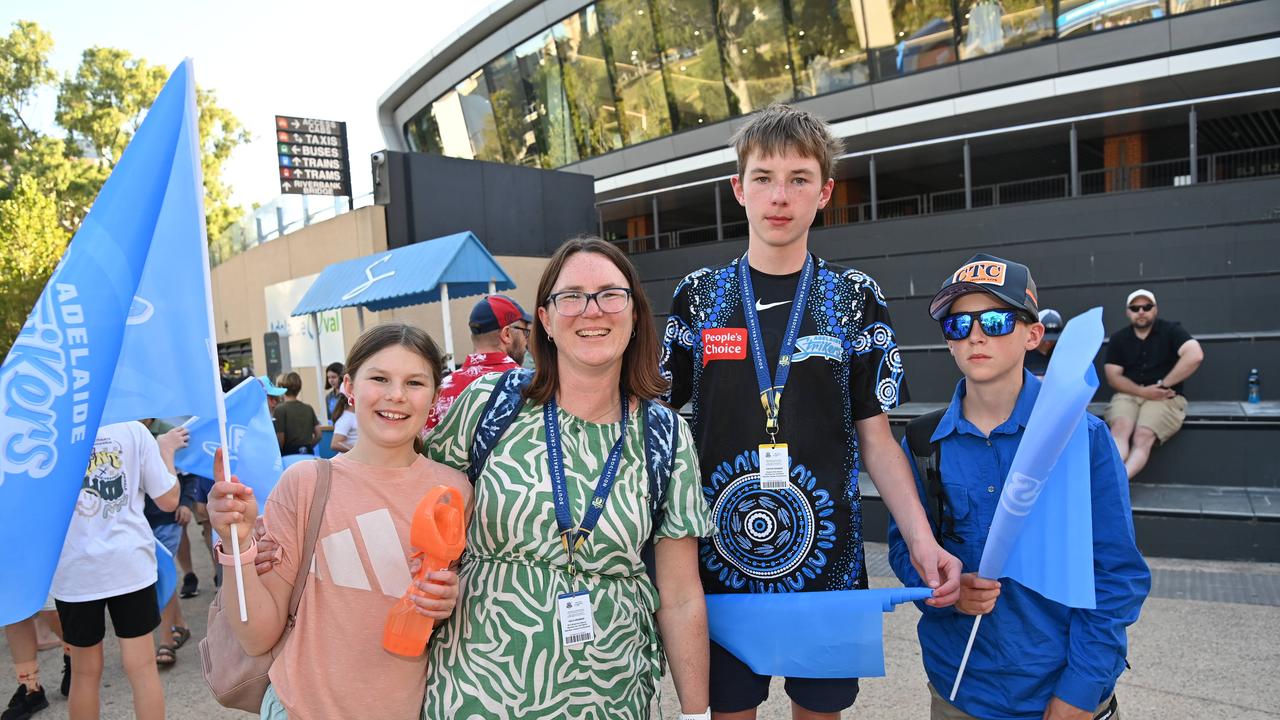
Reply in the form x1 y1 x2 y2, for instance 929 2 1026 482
928 253 1039 320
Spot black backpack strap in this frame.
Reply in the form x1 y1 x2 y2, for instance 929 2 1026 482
639 399 678 586
905 408 962 544
467 368 533 485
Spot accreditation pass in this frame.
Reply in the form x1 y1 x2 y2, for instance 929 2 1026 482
758 443 790 490
557 590 595 646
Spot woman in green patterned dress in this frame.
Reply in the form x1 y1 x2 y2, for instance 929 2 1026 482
423 238 714 720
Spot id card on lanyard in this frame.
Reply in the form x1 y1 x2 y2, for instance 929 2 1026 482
738 253 814 490
543 391 628 647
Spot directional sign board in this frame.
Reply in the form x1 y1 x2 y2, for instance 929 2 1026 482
275 115 352 197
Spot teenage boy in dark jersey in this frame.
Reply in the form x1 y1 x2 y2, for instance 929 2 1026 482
661 103 962 720
888 254 1149 719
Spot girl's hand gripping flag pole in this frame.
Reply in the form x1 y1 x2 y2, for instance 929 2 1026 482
213 444 250 622
949 307 1105 702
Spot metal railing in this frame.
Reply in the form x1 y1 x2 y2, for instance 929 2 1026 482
211 192 374 266
605 144 1280 254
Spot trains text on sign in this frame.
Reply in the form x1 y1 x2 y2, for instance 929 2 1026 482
279 155 344 170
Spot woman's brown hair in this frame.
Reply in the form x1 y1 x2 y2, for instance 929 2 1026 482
525 236 668 405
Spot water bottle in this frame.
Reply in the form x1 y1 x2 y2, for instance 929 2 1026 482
1247 368 1261 404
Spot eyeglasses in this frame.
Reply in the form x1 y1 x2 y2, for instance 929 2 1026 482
507 325 531 336
940 309 1031 341
1127 303 1154 313
545 288 633 317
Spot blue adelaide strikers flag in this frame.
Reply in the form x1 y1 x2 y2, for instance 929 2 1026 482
175 377 283 498
0 59 222 625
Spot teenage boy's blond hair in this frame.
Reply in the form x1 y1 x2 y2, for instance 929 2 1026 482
729 103 844 181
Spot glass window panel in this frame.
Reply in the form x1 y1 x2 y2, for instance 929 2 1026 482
864 0 957 81
455 70 505 162
404 107 442 154
1170 0 1241 13
652 0 732 130
788 0 871 98
553 7 624 159
432 90 476 159
716 0 797 113
485 50 538 166
599 0 674 145
957 0 1054 60
1056 0 1166 38
511 31 579 168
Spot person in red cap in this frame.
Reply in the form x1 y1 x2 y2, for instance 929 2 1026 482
424 294 532 430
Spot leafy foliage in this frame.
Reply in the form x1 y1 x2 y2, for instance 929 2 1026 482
0 175 69 351
0 20 250 354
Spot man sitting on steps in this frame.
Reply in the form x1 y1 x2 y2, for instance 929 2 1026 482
1103 289 1204 480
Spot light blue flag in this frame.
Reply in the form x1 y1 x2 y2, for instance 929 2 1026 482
706 587 933 678
174 378 283 497
0 60 217 625
155 538 177 608
100 63 220 426
978 306 1104 609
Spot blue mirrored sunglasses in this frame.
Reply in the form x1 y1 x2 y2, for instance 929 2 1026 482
941 309 1030 340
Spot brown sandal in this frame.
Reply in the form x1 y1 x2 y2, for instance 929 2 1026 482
170 626 191 649
156 645 176 666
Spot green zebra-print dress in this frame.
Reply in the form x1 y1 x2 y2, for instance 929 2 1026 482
422 375 713 720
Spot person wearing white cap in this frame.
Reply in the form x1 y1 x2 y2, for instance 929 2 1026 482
1103 289 1204 479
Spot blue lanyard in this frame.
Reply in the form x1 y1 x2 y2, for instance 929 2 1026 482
543 390 629 566
738 253 814 442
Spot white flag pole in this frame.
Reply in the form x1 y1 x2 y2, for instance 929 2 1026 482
949 614 983 701
440 282 455 372
184 58 248 622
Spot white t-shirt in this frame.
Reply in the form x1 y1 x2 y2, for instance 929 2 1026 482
333 412 358 448
52 421 177 602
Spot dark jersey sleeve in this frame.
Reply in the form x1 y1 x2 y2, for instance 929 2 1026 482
661 282 697 410
1166 321 1193 351
848 281 904 421
1104 330 1125 365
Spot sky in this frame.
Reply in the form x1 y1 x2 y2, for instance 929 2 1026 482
2 0 480 209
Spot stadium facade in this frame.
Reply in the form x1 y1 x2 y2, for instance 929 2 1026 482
371 0 1280 560
377 0 1278 252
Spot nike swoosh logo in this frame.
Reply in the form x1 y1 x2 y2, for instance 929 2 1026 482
755 299 792 312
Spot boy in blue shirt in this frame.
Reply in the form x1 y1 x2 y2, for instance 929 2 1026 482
888 254 1150 720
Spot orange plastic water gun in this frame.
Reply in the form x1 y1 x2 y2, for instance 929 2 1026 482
383 485 467 657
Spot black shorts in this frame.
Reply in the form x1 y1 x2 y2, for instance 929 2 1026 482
55 584 160 647
709 640 860 713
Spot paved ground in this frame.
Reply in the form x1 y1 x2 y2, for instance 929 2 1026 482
5 543 1278 719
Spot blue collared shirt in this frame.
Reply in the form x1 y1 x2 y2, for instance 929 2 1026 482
888 371 1151 719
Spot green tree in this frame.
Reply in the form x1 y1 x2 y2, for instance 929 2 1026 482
54 47 250 239
0 20 57 167
0 20 252 353
0 174 70 352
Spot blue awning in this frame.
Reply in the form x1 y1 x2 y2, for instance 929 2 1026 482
290 231 515 316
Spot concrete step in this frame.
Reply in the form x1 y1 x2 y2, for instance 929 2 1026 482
884 400 1280 488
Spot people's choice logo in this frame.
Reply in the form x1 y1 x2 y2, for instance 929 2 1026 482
702 328 747 367
342 255 396 301
998 471 1045 517
952 260 1007 286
